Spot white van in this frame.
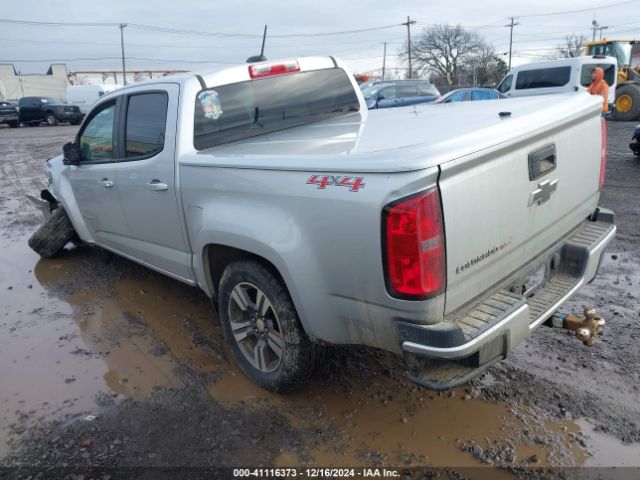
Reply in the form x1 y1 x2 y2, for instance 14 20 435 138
497 56 617 104
66 85 121 115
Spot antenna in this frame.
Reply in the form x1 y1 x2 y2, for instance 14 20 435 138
247 25 268 63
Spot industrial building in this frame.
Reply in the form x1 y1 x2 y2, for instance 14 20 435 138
0 64 68 102
0 64 188 102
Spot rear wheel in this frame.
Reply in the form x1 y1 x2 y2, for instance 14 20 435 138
218 260 324 392
613 84 640 121
8 121 18 128
70 119 81 126
28 207 76 258
45 111 58 126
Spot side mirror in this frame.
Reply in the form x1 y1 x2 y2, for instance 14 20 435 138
63 142 81 165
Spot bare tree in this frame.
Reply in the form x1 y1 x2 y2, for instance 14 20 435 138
557 34 586 58
464 42 498 86
400 25 484 85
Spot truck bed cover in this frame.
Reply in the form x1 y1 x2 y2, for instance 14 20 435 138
188 93 602 173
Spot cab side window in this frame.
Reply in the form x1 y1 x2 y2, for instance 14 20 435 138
397 85 418 98
444 90 468 103
471 90 497 101
79 101 116 163
379 86 397 100
125 92 168 159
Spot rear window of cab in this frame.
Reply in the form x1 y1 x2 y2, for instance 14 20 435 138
193 68 360 150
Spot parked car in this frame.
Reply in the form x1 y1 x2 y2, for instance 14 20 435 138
0 101 19 128
28 57 614 393
631 123 640 156
67 85 122 115
436 88 505 103
18 96 83 126
359 79 424 91
496 56 618 106
362 81 440 109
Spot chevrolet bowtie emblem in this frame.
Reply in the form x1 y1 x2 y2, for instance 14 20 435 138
528 179 559 206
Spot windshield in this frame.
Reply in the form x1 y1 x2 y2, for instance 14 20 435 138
581 63 617 87
588 43 632 66
361 86 381 100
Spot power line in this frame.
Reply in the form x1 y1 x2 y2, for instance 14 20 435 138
0 36 403 49
0 17 402 38
516 0 637 17
0 18 119 27
2 57 242 64
128 22 401 38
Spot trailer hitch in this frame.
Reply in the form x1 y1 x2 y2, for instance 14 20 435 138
549 307 605 346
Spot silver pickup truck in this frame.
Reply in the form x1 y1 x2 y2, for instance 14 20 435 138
29 56 615 392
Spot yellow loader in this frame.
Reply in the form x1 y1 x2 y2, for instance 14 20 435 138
585 40 640 120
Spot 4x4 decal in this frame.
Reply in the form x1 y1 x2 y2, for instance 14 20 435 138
306 175 366 192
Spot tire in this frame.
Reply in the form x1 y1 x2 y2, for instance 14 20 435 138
8 121 18 128
45 111 58 126
612 84 640 121
70 119 81 126
28 207 76 259
218 260 324 392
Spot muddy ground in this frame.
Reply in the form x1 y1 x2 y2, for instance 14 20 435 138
0 122 639 478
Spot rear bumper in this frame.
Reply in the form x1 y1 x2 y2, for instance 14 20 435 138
401 209 615 388
58 112 82 122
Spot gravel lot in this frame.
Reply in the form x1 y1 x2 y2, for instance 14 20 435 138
0 120 639 478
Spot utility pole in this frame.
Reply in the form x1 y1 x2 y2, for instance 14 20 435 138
591 19 599 42
119 23 127 85
598 25 609 40
381 42 387 80
402 16 416 79
506 16 519 71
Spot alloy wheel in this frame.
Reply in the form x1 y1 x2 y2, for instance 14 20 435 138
227 282 284 373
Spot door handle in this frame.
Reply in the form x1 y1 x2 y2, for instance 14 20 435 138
147 180 168 192
101 178 114 188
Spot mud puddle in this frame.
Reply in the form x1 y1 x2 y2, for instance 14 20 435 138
211 362 590 471
2 232 638 470
1 237 228 457
0 240 106 457
578 419 640 467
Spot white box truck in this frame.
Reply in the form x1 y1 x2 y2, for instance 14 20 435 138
66 85 121 115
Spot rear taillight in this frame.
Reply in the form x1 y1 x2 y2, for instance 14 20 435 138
248 60 300 79
383 188 445 299
599 118 607 189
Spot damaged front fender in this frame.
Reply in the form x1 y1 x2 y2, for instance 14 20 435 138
25 189 58 222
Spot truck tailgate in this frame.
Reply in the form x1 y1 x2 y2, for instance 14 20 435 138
439 96 604 314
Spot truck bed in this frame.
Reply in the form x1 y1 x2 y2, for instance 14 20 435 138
185 93 602 174
182 91 605 330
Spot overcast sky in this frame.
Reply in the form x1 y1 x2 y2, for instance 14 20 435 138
1 0 639 77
